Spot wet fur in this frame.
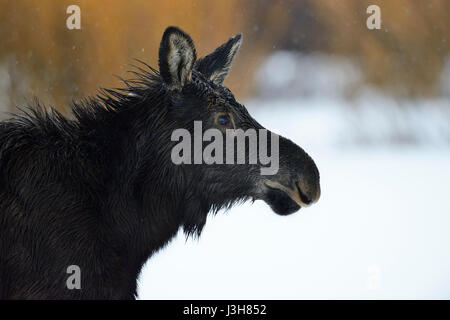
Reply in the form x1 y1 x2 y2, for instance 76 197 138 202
0 27 319 299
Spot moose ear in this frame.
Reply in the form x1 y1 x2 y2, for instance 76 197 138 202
159 26 197 91
195 34 242 85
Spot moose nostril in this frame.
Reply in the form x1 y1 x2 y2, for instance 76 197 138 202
296 180 320 205
296 183 312 205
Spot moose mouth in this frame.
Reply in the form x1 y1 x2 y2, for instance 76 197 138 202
263 180 312 216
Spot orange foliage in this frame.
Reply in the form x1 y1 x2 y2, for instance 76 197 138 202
311 0 450 96
0 0 247 112
0 0 449 112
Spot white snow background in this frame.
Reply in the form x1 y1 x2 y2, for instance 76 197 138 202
138 52 450 299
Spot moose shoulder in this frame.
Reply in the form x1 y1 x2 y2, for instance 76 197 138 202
0 26 320 299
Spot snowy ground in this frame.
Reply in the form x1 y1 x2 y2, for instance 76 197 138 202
137 97 450 300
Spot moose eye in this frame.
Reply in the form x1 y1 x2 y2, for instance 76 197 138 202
216 114 233 128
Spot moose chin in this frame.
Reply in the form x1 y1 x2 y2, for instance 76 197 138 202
0 26 320 299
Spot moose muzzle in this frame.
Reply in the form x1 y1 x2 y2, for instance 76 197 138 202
261 135 320 215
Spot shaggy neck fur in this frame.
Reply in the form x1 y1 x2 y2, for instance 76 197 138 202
71 66 211 253
4 66 215 294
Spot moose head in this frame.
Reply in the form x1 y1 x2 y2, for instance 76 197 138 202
155 26 321 233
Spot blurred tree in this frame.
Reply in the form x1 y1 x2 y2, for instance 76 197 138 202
0 0 247 113
0 0 449 114
309 0 450 97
